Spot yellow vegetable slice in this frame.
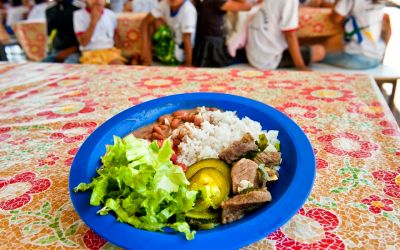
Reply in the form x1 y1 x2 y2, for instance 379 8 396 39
189 168 230 209
185 158 230 183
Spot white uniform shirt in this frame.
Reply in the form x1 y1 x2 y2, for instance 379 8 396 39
73 8 116 51
246 0 299 70
151 0 197 62
6 6 29 26
27 2 49 21
132 0 158 13
335 0 386 60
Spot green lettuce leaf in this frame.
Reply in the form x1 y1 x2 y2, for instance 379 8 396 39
74 135 197 240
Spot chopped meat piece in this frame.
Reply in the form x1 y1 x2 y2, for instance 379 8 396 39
231 158 260 194
219 133 258 164
221 188 272 224
253 151 281 167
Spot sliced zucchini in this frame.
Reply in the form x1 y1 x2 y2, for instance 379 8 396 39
185 210 220 224
186 158 231 183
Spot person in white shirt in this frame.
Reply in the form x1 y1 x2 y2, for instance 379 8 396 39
325 0 390 69
73 0 125 64
132 0 158 13
110 0 125 13
27 0 48 21
140 0 197 66
246 0 325 70
6 0 29 30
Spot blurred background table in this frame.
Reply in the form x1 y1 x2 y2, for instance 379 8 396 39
0 62 399 249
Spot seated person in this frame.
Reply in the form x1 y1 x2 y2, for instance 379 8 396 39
43 0 80 64
246 0 325 70
73 0 126 64
110 0 125 13
27 0 48 21
324 0 389 69
132 0 158 13
140 0 197 66
193 0 262 68
5 0 29 33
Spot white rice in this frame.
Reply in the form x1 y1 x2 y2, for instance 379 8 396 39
175 107 264 166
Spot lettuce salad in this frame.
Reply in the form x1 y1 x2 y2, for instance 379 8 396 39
74 135 198 240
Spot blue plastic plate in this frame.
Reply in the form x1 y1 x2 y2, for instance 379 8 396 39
69 93 315 250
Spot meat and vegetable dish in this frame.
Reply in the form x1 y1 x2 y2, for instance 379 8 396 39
74 107 282 240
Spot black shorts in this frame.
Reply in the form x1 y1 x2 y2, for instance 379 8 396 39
278 47 311 68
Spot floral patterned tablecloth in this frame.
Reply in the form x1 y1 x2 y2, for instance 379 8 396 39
0 62 399 249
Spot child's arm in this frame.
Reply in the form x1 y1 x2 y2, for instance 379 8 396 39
221 0 262 12
330 9 345 25
76 8 102 46
382 13 391 44
182 33 192 66
55 47 79 62
283 30 308 70
140 13 156 65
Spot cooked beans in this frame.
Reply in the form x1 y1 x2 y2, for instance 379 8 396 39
171 118 181 129
152 132 164 140
133 107 219 146
153 125 163 135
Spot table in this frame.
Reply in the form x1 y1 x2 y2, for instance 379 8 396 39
0 62 399 249
13 8 340 62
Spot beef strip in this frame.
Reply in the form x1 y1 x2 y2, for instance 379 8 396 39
221 188 272 224
253 151 281 167
219 133 258 164
231 158 260 194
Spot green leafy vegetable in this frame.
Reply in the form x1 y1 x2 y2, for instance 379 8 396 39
74 135 198 240
256 134 268 151
152 25 180 66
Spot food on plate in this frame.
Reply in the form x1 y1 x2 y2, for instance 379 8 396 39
219 133 258 164
74 107 282 240
231 158 260 194
221 188 271 224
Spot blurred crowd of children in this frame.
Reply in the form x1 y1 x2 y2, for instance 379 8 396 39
0 0 391 70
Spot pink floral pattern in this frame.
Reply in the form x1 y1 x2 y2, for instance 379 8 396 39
50 122 97 144
0 127 11 142
320 73 357 83
0 172 51 210
83 230 106 250
229 69 273 79
314 148 329 170
128 93 163 105
38 154 59 166
186 73 217 82
378 120 400 137
199 83 237 93
302 126 322 134
277 102 318 119
347 102 385 119
65 148 79 166
267 208 345 250
372 167 400 199
136 76 182 90
37 100 96 119
318 132 378 158
300 86 355 103
266 80 303 89
361 195 394 214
